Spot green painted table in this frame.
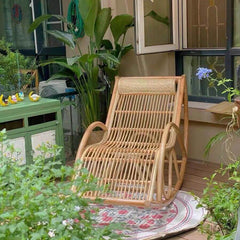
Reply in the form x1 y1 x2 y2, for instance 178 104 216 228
0 97 65 164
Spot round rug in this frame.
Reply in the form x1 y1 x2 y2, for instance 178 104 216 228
92 191 206 239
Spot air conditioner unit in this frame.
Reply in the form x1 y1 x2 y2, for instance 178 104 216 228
39 80 67 97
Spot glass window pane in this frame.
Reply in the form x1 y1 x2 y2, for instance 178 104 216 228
183 56 227 98
186 0 226 48
144 0 172 46
234 57 240 88
233 0 240 47
47 0 61 15
0 0 34 49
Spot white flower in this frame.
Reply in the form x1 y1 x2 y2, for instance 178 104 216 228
67 225 73 230
48 229 56 238
62 220 67 226
74 206 81 211
62 219 74 226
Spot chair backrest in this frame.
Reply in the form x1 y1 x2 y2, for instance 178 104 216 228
105 76 188 150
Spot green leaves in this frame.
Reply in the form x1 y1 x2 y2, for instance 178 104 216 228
0 129 123 239
78 0 100 37
28 14 68 33
46 30 76 49
197 162 240 239
110 14 134 43
95 8 112 48
204 131 227 158
28 4 134 129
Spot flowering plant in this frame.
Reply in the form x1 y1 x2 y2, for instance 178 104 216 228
196 67 240 101
0 129 122 240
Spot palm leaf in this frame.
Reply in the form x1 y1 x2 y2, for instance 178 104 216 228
78 0 100 37
46 30 75 49
204 131 227 158
98 53 119 65
95 8 112 49
110 14 134 43
29 14 68 33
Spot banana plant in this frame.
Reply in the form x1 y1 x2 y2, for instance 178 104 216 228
29 0 133 128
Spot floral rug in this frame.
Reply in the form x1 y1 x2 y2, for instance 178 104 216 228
92 191 206 239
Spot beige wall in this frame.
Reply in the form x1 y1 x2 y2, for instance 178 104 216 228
182 103 240 164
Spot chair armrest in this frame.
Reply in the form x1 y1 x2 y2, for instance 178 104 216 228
160 122 187 157
76 121 108 159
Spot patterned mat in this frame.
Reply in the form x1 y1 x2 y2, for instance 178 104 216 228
92 191 206 239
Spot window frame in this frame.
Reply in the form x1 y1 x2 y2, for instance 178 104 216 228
135 0 179 54
176 0 240 103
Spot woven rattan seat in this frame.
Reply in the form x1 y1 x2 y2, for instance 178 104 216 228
73 76 188 207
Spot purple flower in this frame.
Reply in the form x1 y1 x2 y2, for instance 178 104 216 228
196 67 212 80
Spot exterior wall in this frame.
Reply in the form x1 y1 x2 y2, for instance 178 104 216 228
182 102 240 164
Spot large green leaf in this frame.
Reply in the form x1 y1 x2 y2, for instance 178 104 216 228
98 52 119 65
78 0 100 37
101 39 113 50
119 44 133 59
40 58 80 76
67 56 80 66
95 8 112 49
29 14 68 33
78 54 98 65
46 30 75 49
110 14 134 43
47 73 74 82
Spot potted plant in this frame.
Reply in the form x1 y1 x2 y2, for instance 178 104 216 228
29 0 133 129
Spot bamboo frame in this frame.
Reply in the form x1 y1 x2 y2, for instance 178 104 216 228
73 76 188 207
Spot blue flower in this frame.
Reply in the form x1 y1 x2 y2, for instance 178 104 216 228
196 67 212 80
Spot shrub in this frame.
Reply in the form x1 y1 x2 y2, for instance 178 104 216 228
0 39 35 93
197 160 240 240
0 129 122 240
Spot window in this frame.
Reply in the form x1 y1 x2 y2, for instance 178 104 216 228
135 0 240 102
135 0 179 54
177 0 240 103
0 0 35 50
176 0 229 102
40 0 64 48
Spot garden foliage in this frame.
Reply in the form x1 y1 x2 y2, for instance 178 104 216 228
197 160 240 240
0 129 122 240
0 39 35 93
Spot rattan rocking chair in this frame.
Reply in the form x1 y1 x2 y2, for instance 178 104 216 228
73 76 188 207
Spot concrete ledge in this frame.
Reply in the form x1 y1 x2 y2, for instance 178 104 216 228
182 101 231 125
